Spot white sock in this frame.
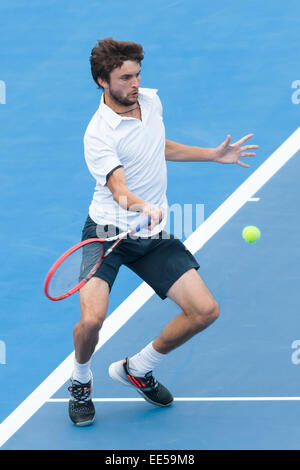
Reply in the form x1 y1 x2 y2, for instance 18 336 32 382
73 357 92 384
128 341 165 376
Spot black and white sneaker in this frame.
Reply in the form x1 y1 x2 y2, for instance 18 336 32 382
68 375 95 426
108 358 173 407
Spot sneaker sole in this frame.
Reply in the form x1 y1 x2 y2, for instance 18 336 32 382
108 361 173 408
136 388 173 407
72 416 95 427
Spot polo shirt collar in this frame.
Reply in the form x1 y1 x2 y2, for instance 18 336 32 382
99 94 122 129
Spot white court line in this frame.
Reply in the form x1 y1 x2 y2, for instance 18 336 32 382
248 197 260 201
0 127 299 448
47 396 300 402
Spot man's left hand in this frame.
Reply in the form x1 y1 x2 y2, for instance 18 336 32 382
213 134 259 168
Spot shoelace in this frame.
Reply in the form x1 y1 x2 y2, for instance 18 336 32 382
68 382 91 403
144 372 157 389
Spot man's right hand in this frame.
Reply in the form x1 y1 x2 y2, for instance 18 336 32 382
142 203 164 230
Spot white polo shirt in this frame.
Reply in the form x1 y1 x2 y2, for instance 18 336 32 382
84 87 168 237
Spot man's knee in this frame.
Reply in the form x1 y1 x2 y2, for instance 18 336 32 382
82 316 104 332
189 298 220 328
74 316 103 341
209 300 220 322
79 278 109 331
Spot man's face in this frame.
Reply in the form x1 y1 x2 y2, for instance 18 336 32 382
101 60 141 107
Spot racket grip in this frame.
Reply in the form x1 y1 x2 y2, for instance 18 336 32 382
133 215 152 233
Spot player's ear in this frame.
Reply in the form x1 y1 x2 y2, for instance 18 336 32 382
97 77 108 89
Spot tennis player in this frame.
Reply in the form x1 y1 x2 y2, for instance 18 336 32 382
68 38 258 425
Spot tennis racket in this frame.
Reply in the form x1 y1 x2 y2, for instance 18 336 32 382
44 215 151 301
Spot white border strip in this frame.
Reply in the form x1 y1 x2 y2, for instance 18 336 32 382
47 396 300 402
0 127 299 448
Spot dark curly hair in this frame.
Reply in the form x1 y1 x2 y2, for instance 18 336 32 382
90 38 144 89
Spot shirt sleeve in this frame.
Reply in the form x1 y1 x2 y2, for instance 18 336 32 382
84 132 122 187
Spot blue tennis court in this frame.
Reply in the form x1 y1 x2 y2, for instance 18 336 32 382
0 0 300 451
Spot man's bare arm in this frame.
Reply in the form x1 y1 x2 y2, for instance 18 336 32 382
165 139 216 162
106 167 163 228
165 135 258 167
106 166 145 211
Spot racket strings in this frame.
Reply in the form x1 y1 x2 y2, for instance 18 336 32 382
47 241 104 299
44 216 150 301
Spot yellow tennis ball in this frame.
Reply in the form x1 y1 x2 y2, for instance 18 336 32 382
242 226 261 243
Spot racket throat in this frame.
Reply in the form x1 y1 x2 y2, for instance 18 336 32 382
104 236 125 257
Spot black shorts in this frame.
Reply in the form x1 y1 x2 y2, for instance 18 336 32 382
81 215 200 300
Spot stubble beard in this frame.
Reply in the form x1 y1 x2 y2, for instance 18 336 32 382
108 85 137 107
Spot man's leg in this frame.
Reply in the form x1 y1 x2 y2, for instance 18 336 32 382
69 276 109 426
127 268 219 374
108 268 218 407
152 268 219 354
74 276 110 364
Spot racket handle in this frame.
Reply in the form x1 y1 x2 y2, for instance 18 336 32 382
133 215 152 233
